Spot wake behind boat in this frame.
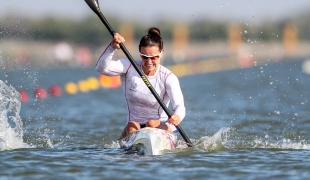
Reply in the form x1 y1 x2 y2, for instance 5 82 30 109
119 127 177 155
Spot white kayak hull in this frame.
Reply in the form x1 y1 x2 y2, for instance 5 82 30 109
119 127 177 155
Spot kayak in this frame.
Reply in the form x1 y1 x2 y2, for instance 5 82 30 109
119 127 177 155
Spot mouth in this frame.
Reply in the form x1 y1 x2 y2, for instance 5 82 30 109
145 63 155 68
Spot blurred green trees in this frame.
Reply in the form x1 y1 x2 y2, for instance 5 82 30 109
1 12 309 45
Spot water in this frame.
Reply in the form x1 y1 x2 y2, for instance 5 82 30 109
1 59 310 179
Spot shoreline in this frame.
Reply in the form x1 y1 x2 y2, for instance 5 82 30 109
1 40 310 72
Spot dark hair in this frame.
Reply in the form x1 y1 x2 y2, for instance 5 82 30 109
139 27 163 52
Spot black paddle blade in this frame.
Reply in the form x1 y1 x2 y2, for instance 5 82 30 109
85 0 100 13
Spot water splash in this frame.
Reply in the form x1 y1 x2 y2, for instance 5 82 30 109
247 137 310 150
0 80 30 150
104 140 121 149
194 127 231 151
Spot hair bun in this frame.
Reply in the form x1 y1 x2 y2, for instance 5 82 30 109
147 27 161 37
139 27 164 51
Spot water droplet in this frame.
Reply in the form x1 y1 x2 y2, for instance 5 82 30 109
274 111 281 115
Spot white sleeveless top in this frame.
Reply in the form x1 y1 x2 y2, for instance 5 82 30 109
95 44 185 125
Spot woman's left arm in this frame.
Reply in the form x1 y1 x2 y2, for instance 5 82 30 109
165 74 186 124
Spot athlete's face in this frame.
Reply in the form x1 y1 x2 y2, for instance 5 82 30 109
140 46 163 76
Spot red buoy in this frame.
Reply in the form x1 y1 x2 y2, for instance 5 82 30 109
18 90 29 103
34 87 47 99
49 85 62 97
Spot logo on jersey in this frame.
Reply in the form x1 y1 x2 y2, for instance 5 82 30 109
130 83 137 92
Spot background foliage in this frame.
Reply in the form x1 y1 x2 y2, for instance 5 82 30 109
1 11 309 46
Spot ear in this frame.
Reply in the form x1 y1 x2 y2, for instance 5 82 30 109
159 49 164 61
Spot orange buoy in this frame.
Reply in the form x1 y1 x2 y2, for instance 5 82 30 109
99 74 112 88
110 76 121 88
49 85 62 97
34 87 47 99
18 90 28 103
99 74 121 88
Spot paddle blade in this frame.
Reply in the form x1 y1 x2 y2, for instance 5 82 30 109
85 0 100 13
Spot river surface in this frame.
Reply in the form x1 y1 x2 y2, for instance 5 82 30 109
1 59 310 179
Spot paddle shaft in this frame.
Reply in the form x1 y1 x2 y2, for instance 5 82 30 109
84 0 193 147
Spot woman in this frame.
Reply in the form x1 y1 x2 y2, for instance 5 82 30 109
95 27 185 137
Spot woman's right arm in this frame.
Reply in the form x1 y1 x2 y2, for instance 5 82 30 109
95 33 129 76
95 44 131 76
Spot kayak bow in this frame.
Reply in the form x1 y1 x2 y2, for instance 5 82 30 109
119 127 177 155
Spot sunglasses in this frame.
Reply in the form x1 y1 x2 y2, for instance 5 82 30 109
139 51 162 61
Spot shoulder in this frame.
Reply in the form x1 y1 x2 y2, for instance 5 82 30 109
123 59 142 67
119 59 142 72
136 59 142 65
118 58 141 64
158 65 178 82
158 65 172 76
